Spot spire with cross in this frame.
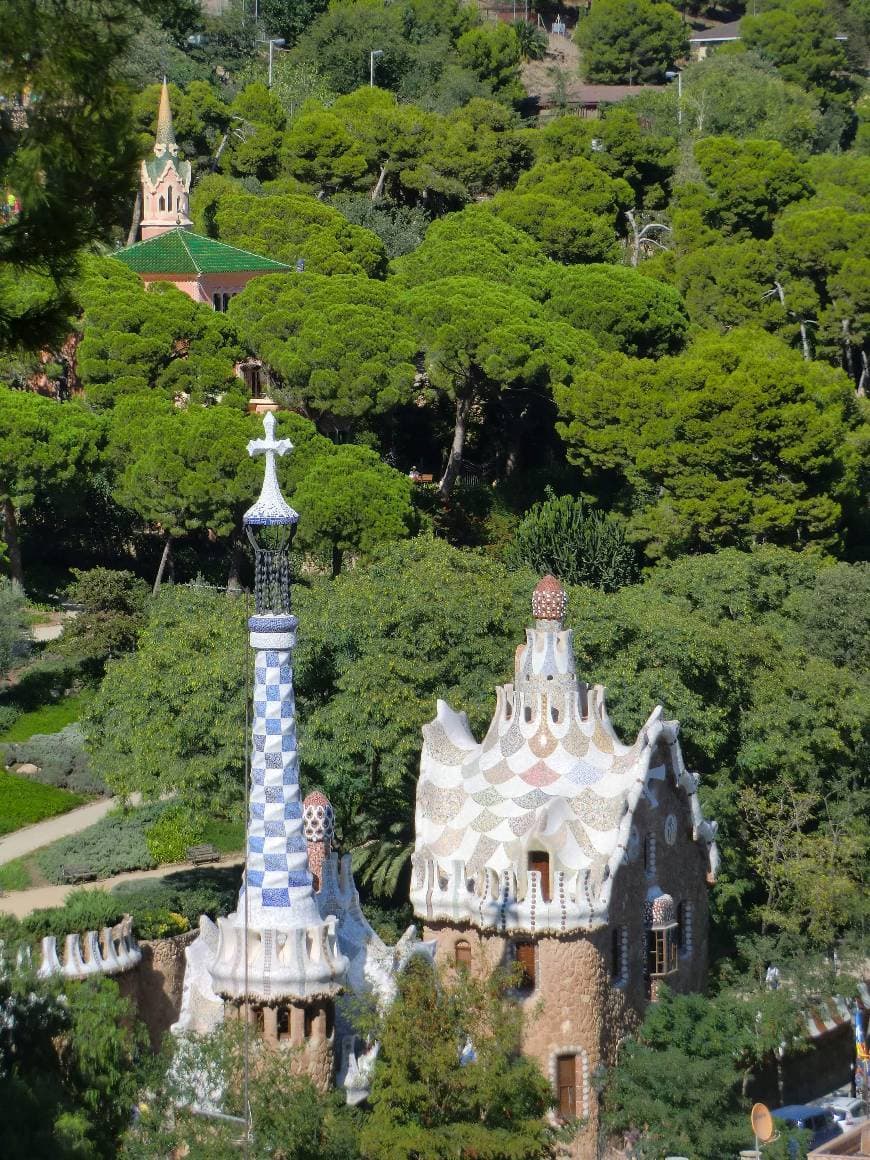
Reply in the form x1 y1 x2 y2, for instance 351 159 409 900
244 411 299 528
245 413 298 615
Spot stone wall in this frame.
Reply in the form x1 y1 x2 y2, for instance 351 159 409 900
119 929 197 1050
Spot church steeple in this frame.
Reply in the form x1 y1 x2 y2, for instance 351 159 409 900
154 78 179 157
139 79 192 241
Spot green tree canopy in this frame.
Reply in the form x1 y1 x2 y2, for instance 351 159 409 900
555 327 866 559
541 264 689 357
575 0 687 84
604 985 808 1160
455 21 524 104
0 0 139 349
0 388 106 584
405 276 597 494
75 258 246 410
293 444 416 575
678 52 823 151
742 0 853 103
229 273 417 438
681 137 812 240
390 205 548 293
0 972 146 1159
361 957 558 1159
211 190 388 276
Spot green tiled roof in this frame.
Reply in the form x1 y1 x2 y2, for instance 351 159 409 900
115 229 291 276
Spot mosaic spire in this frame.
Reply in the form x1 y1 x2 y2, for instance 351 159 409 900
239 414 316 929
209 413 347 1002
154 78 178 156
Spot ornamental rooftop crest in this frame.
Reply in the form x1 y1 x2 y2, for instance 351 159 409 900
245 412 299 617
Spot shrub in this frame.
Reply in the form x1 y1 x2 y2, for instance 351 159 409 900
2 724 107 796
5 657 84 712
144 806 203 864
504 488 639 592
21 889 127 940
111 865 242 929
36 803 164 883
131 909 189 939
0 703 20 735
0 772 86 835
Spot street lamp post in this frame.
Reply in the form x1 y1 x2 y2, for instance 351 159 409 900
665 69 682 128
263 38 285 88
370 49 384 87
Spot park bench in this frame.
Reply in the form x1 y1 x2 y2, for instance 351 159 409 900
61 864 97 884
186 843 221 866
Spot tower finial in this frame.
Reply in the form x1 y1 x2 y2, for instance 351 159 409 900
154 78 178 157
532 574 567 625
245 413 298 615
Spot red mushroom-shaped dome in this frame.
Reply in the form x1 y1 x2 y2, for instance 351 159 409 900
302 790 335 844
532 574 568 623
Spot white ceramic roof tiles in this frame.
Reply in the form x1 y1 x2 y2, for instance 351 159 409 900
411 578 720 934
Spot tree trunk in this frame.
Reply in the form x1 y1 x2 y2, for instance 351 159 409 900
227 537 245 592
153 533 173 595
437 393 472 499
842 318 855 382
858 350 868 398
799 320 811 361
331 543 343 578
126 189 141 247
371 164 388 202
3 498 24 586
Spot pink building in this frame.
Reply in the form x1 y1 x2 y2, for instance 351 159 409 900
116 82 289 310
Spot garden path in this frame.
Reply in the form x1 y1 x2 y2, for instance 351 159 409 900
0 795 128 865
0 853 245 918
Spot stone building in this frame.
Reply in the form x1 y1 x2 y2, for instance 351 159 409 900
116 82 290 309
410 574 720 1156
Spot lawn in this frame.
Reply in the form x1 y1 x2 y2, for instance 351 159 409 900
0 691 93 743
0 771 87 835
0 858 33 891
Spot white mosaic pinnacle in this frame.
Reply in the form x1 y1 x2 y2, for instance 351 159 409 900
206 412 347 1002
244 411 299 527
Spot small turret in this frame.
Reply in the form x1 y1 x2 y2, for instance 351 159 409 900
139 79 193 241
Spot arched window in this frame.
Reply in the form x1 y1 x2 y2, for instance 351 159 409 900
158 196 165 212
167 185 173 212
528 850 551 902
213 292 221 311
455 939 471 969
222 292 230 312
514 940 535 991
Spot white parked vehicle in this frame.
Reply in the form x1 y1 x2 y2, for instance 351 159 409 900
824 1096 868 1133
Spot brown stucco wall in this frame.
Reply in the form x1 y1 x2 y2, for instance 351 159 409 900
119 930 197 1050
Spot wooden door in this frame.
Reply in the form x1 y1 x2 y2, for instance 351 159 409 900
557 1054 576 1118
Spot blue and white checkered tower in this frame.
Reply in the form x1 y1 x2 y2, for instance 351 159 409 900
209 412 347 1003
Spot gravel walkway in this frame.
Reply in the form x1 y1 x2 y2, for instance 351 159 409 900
0 854 245 918
0 796 124 865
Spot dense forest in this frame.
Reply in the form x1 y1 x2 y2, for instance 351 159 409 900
1 1 869 1155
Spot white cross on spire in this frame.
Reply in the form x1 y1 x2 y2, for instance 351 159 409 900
244 412 298 526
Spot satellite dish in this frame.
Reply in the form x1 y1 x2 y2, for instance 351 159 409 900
751 1103 776 1144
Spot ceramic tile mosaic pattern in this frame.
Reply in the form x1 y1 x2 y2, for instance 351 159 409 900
243 634 322 928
